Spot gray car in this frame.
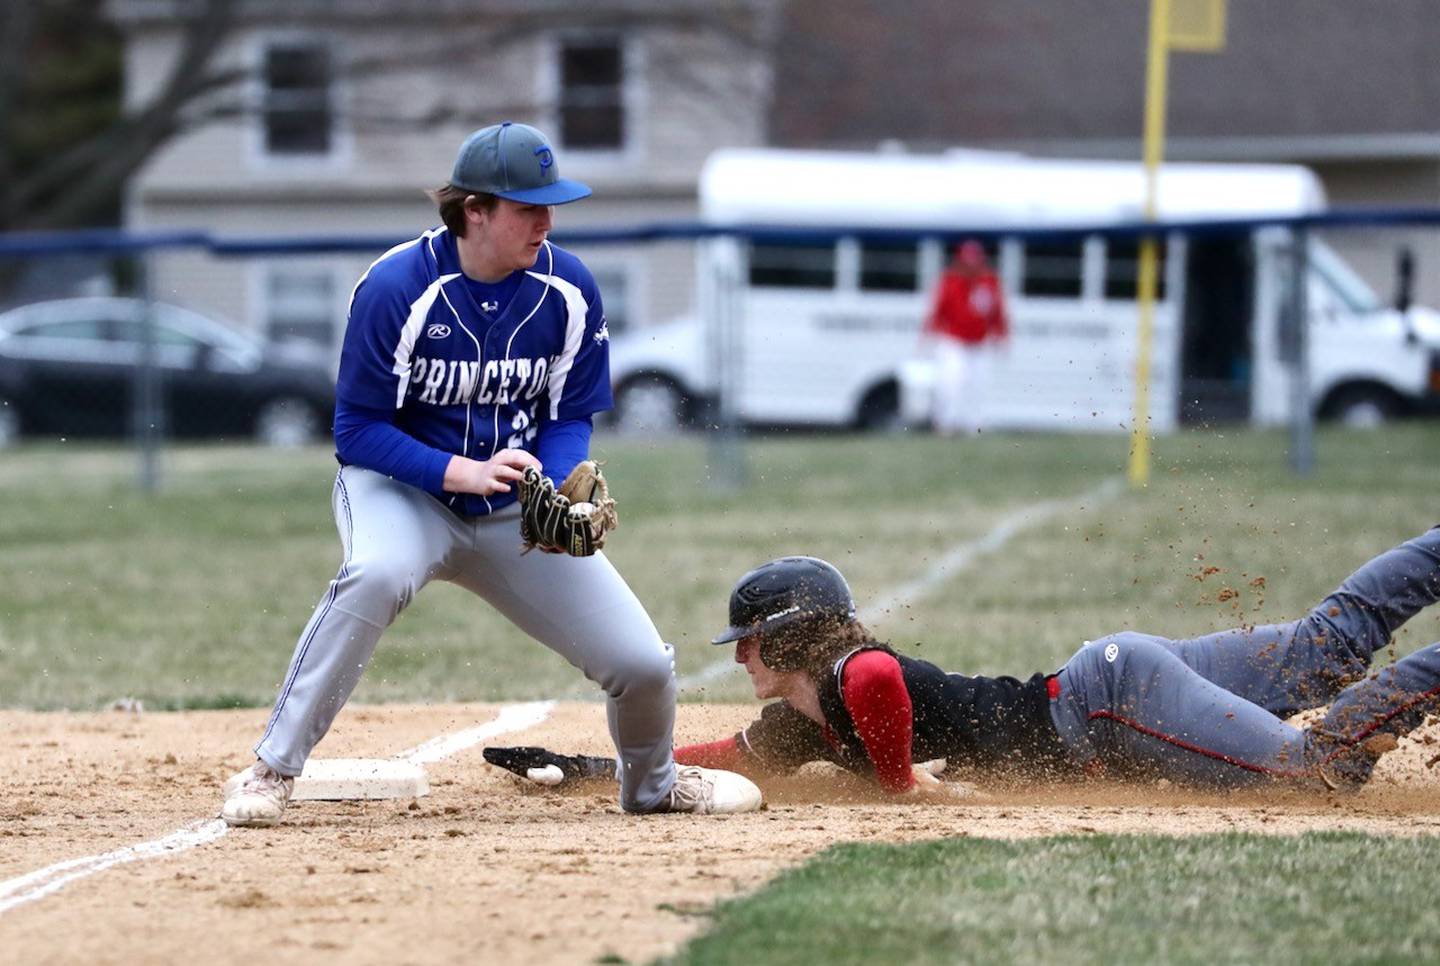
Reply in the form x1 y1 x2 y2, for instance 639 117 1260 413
0 297 335 447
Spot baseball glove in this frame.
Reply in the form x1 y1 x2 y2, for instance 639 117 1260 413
517 459 619 556
482 745 617 786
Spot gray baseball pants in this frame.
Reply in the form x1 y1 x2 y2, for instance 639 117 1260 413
1050 526 1440 788
254 466 677 813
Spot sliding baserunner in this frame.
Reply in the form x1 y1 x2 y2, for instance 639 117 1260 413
488 526 1440 796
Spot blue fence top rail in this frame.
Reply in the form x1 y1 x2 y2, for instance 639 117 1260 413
6 207 1440 258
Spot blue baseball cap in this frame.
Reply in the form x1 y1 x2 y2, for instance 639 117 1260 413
450 121 591 205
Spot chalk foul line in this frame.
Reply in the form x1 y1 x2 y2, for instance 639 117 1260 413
0 699 555 916
0 820 229 915
397 700 555 765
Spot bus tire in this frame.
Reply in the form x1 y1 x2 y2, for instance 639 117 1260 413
1320 384 1404 429
855 381 902 432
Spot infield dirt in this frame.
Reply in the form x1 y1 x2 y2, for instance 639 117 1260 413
3 702 1440 965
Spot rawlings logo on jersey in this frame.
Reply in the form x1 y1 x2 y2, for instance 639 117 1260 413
427 323 451 339
408 355 552 407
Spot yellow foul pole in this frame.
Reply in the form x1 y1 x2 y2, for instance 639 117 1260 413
1128 0 1171 488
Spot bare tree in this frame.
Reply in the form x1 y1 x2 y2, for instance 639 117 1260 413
1 0 246 232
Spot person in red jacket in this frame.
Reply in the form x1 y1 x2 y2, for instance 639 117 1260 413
487 530 1440 800
923 240 1009 436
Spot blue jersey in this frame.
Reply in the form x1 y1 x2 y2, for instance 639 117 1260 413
334 227 613 516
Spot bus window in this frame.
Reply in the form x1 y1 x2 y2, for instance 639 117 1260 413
1309 240 1381 314
1105 238 1168 300
859 240 920 292
1021 240 1084 298
749 241 837 289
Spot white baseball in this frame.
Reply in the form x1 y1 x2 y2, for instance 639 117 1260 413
525 764 565 786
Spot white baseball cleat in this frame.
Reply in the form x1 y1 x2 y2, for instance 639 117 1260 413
661 765 762 815
221 760 295 828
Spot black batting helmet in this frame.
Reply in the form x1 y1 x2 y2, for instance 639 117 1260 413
711 556 857 671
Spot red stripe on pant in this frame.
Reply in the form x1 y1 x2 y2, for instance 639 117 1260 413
1089 682 1440 776
1085 710 1310 779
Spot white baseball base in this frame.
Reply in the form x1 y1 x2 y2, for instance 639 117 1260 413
292 758 430 801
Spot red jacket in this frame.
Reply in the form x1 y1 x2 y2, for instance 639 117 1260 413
925 269 1008 345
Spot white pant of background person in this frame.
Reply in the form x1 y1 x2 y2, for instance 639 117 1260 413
253 465 678 813
931 338 991 435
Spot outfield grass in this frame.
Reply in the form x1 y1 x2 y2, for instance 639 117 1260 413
1 423 1437 709
666 832 1440 965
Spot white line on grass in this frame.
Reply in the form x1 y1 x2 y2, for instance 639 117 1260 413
677 477 1123 690
0 699 556 916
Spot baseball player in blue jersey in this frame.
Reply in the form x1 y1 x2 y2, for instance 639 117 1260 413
221 122 760 826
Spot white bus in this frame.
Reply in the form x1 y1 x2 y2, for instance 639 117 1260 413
607 148 1440 433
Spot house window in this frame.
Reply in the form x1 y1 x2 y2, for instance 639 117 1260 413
263 42 333 156
266 266 336 347
589 266 631 334
559 38 624 149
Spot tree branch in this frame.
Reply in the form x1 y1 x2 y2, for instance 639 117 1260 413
8 0 239 229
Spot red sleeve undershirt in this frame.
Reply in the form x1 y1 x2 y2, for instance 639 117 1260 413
673 650 915 793
674 736 747 772
841 649 916 792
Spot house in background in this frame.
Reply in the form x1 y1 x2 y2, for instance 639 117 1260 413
110 0 1440 349
107 0 781 350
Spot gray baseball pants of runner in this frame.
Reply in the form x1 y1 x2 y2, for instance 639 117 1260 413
1049 526 1440 788
253 466 677 813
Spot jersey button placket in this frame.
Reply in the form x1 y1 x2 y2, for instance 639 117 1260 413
470 325 500 461
486 327 511 452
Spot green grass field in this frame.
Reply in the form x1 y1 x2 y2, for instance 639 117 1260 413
1 423 1438 709
667 832 1440 965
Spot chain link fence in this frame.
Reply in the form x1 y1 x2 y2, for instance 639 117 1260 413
1 212 1438 490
